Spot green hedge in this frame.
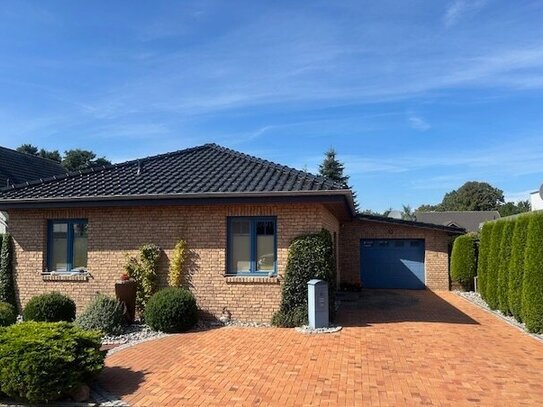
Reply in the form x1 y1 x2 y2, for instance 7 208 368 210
450 233 478 290
485 221 505 310
477 222 494 299
272 229 336 327
0 301 17 327
497 221 514 314
0 322 105 404
0 233 16 307
507 215 530 321
521 212 543 333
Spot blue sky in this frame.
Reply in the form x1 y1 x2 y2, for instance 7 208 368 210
0 1 542 211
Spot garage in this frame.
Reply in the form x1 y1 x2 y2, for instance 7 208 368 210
360 239 425 289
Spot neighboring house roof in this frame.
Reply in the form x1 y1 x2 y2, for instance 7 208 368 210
356 213 465 234
415 211 501 232
0 144 354 214
0 146 66 187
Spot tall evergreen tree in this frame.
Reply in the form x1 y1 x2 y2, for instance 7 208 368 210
0 233 16 307
318 148 359 211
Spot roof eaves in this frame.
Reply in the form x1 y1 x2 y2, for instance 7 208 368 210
356 213 465 234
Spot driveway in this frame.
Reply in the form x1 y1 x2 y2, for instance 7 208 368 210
98 290 543 406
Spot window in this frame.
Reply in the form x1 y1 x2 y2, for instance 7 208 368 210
228 217 276 275
47 220 88 273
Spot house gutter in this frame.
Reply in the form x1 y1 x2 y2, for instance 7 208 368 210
0 189 357 216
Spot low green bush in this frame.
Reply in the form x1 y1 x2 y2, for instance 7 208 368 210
508 215 530 322
0 301 17 327
23 292 76 322
477 222 494 299
521 212 543 333
450 233 478 291
75 295 127 336
144 287 198 333
497 221 514 314
485 221 505 310
0 321 105 404
272 229 335 327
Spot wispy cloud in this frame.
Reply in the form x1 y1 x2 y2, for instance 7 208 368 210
444 0 489 28
407 115 431 131
504 190 533 203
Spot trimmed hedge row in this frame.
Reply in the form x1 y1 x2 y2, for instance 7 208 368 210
450 233 478 290
478 211 543 333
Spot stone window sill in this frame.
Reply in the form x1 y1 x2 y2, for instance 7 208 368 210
41 272 89 282
224 275 281 284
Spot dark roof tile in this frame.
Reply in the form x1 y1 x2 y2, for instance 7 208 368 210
0 146 66 187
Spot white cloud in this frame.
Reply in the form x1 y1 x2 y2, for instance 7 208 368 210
444 0 489 28
408 115 431 131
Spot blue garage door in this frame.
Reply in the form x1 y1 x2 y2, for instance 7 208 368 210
360 239 425 289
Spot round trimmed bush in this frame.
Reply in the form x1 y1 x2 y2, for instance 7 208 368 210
144 287 198 333
23 292 76 322
75 295 127 336
0 301 17 327
0 321 105 404
450 233 478 291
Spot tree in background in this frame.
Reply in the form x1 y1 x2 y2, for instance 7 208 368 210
318 148 359 211
16 144 62 163
16 144 111 171
62 149 111 171
440 181 504 211
401 204 415 221
498 200 531 217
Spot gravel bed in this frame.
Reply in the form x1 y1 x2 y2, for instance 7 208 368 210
455 291 543 342
295 325 342 334
102 323 168 346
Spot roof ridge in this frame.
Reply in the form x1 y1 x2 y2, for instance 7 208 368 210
207 144 345 190
0 144 212 193
0 145 66 168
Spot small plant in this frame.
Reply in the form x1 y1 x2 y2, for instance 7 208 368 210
272 229 335 327
168 240 187 288
0 233 16 307
23 292 76 322
0 321 105 404
450 233 478 291
144 287 198 333
0 301 17 327
125 243 161 315
521 212 543 333
75 295 127 336
508 215 530 322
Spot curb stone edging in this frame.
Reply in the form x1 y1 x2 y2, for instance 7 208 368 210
454 291 543 344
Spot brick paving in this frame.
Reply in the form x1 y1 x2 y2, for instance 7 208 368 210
99 290 543 406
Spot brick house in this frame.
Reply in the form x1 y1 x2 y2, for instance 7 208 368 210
0 144 463 322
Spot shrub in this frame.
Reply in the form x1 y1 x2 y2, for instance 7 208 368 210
23 292 76 322
271 304 308 328
144 287 198 333
508 215 530 322
485 221 505 310
477 222 494 299
272 229 336 327
450 233 478 291
0 233 16 307
0 321 105 404
0 301 17 327
75 295 127 336
125 243 161 315
497 221 514 314
521 212 543 333
168 240 187 288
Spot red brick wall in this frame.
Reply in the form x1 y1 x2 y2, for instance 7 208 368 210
8 203 339 322
339 220 453 290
